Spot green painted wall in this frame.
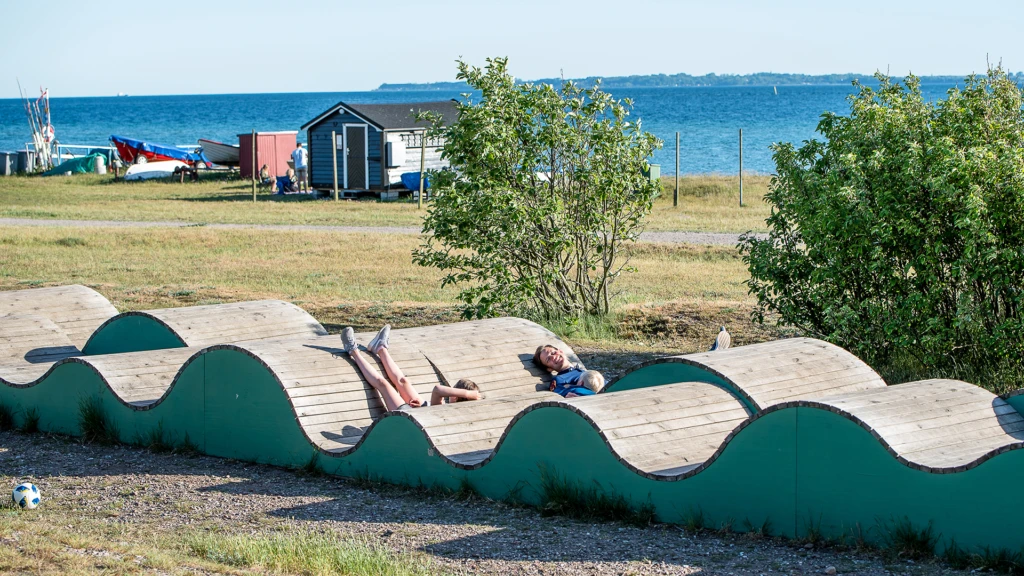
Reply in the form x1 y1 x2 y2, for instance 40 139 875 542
1003 393 1024 417
82 315 185 355
794 407 1024 552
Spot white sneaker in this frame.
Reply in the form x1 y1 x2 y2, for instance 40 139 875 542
366 324 391 354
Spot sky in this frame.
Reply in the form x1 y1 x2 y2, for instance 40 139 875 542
4 0 1022 98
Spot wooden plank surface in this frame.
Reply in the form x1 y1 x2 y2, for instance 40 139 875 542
0 285 118 349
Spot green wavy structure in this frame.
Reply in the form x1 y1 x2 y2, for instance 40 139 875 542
1 291 1022 554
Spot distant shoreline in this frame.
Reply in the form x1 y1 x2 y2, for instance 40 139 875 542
377 71 1023 92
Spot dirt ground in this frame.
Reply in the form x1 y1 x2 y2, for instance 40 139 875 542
0 431 971 576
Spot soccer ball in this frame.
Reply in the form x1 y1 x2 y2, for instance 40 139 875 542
12 483 40 510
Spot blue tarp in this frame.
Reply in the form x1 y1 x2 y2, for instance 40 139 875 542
110 135 211 167
400 171 429 190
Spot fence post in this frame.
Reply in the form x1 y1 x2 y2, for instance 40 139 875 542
331 130 339 201
738 128 744 207
674 131 679 207
251 130 256 202
418 130 426 210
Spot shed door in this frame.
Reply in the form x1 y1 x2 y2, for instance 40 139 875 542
345 125 367 189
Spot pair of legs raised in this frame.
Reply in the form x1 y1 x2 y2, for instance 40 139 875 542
342 325 424 411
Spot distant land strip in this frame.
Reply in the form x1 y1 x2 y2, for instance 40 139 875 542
377 71 1024 91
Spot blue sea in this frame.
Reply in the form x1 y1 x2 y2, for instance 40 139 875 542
0 84 955 174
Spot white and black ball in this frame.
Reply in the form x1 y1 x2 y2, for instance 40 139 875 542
12 483 40 510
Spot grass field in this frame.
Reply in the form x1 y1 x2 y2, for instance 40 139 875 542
0 172 772 233
0 225 776 360
0 499 436 575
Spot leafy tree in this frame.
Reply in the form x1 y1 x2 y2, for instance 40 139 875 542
413 57 661 319
741 67 1024 371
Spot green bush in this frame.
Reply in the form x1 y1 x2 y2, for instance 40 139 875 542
414 57 661 318
742 68 1024 374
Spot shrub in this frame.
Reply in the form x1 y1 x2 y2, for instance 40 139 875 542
742 67 1024 374
415 57 662 319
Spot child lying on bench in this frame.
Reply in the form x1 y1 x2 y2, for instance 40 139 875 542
342 325 482 411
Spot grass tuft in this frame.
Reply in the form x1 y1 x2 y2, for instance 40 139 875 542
879 516 937 561
78 396 120 445
298 452 325 477
945 540 1024 573
537 465 655 527
140 421 173 453
803 512 824 544
181 528 435 575
683 507 706 532
742 516 773 538
174 432 201 456
21 408 39 433
0 403 14 431
54 236 86 247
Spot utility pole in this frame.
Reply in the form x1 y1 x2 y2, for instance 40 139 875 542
251 130 256 202
738 128 744 207
674 131 679 207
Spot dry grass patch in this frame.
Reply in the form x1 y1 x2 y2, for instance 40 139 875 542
0 172 771 233
0 226 752 312
0 225 765 358
650 174 772 233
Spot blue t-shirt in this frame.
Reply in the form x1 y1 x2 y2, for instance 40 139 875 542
551 367 595 398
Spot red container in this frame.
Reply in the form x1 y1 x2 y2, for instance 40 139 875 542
238 131 298 179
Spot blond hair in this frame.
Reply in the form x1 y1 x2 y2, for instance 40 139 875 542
579 370 605 393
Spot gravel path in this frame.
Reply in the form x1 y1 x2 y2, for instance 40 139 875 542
0 431 966 575
0 218 762 246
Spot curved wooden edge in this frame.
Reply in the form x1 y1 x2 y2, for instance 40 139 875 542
0 284 119 349
83 311 188 352
604 337 886 410
84 300 328 351
0 346 208 412
351 387 1024 480
764 398 1024 475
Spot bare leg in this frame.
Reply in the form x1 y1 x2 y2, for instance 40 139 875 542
377 347 423 406
348 349 404 411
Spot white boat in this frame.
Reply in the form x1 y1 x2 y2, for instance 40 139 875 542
123 160 189 181
198 138 240 166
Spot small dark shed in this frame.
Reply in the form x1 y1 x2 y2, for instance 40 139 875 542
300 100 457 192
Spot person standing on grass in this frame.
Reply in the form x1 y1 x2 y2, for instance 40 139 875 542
291 142 308 193
341 325 482 412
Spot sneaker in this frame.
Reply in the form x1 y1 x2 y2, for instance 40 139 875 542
366 324 391 354
340 327 357 354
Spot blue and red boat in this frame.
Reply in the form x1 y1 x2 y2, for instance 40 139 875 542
110 135 210 168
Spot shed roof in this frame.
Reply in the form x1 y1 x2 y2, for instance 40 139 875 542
301 100 458 131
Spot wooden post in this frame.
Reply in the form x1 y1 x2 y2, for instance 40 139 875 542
738 128 744 207
331 130 339 201
674 131 679 207
418 130 426 210
251 130 257 202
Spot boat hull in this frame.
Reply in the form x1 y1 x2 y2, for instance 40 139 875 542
198 139 240 166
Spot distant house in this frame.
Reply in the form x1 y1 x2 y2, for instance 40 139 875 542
300 100 457 193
